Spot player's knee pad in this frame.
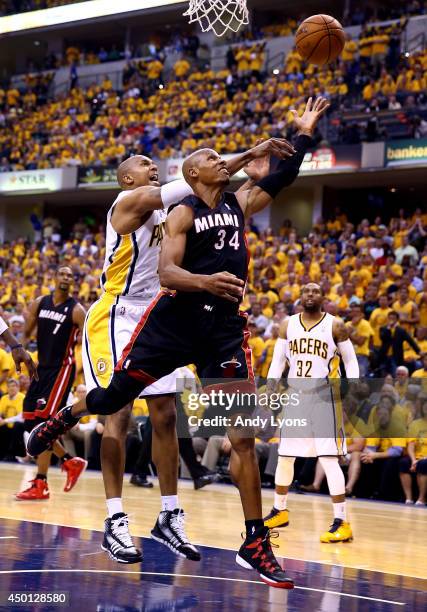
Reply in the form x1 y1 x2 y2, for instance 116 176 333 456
318 456 345 496
275 456 295 487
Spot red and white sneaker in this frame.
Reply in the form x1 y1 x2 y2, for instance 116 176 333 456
15 478 49 501
236 526 294 589
62 457 88 492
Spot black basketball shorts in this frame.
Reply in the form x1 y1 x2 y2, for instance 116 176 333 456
23 363 76 426
114 291 256 412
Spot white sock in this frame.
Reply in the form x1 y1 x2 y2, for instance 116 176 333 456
106 497 123 518
333 501 347 521
274 492 287 511
161 495 179 511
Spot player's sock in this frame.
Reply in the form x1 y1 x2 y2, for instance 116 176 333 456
333 501 347 521
107 497 123 518
36 473 47 481
245 519 264 538
274 492 287 511
161 495 179 511
60 453 72 463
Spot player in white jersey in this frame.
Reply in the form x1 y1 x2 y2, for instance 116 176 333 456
82 156 201 563
82 142 295 563
263 283 359 543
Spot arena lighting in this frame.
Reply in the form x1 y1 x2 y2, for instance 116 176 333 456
0 0 185 35
273 68 280 75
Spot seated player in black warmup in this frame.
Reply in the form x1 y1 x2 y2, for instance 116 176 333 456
28 97 329 587
17 266 87 500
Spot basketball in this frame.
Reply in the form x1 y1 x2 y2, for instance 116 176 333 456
295 14 345 65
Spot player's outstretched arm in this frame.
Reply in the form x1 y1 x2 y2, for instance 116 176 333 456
111 179 195 234
333 318 360 378
159 205 244 302
236 97 329 219
225 138 296 177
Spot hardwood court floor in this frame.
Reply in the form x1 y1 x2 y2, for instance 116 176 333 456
1 463 426 582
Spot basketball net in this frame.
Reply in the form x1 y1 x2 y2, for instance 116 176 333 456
184 0 249 37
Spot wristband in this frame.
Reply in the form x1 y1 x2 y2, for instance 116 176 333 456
256 135 313 198
11 344 23 350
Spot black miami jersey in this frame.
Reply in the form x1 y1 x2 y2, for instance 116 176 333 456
114 190 256 404
36 294 79 368
175 192 249 310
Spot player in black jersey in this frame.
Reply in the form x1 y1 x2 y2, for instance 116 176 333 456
16 266 87 500
28 97 329 586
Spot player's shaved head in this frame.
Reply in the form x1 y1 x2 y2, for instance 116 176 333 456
117 156 137 188
117 155 155 189
182 149 213 184
56 265 73 294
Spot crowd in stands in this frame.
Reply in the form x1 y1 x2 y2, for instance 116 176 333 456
24 31 202 75
1 23 426 172
0 204 426 502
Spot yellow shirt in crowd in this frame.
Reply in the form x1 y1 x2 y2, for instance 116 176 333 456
369 307 391 347
346 319 373 357
0 391 24 428
248 336 266 376
407 418 427 459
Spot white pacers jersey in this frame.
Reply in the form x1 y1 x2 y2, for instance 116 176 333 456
101 191 166 298
279 312 345 458
286 312 340 379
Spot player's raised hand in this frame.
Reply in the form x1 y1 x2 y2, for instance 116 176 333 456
244 155 270 181
251 138 296 160
244 137 292 181
290 97 330 135
12 346 38 381
204 272 245 302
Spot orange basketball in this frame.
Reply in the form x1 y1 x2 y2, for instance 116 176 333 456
295 14 345 66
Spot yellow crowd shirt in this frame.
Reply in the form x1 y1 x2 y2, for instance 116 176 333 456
407 418 427 459
346 319 373 356
0 392 24 428
369 307 392 348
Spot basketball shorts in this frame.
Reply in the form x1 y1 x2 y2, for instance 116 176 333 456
82 292 177 397
114 291 255 413
278 380 346 457
23 363 76 424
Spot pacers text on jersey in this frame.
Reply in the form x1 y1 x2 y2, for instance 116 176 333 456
288 337 329 359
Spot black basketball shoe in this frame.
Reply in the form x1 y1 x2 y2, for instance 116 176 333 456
101 513 143 564
236 526 294 589
151 509 201 561
26 406 78 456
